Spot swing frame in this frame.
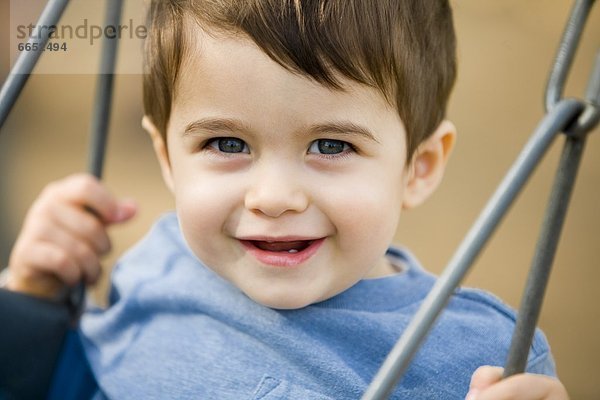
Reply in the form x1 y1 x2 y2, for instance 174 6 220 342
0 1 598 399
0 0 122 398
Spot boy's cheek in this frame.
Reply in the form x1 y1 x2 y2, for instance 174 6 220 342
323 194 401 266
174 182 240 238
323 178 403 226
174 169 244 207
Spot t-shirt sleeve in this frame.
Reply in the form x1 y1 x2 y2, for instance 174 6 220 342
453 288 558 378
525 328 557 376
527 351 557 375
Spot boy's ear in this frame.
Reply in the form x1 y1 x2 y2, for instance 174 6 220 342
142 116 175 193
402 120 456 209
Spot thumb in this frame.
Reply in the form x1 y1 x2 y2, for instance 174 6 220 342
466 366 503 400
108 199 138 224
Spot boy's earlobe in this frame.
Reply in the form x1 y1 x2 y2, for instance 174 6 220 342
402 120 456 209
141 116 175 193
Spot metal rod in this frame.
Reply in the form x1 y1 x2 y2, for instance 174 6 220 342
545 0 595 112
586 51 600 104
0 0 70 129
504 5 599 373
504 134 586 377
70 0 124 321
88 0 124 179
361 99 584 400
571 51 600 136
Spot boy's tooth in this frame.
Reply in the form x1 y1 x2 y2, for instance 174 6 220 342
288 249 298 253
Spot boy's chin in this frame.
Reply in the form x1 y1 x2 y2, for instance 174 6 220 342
244 289 320 310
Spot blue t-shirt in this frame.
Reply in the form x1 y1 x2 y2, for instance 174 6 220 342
80 213 555 399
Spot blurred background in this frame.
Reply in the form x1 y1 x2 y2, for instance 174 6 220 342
0 0 598 397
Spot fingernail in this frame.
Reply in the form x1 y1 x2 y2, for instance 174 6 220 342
465 389 479 400
113 207 128 221
114 201 135 221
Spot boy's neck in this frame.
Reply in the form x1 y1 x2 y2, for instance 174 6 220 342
364 256 402 279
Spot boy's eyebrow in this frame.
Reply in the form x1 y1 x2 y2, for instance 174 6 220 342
182 118 379 143
182 118 249 136
307 121 380 143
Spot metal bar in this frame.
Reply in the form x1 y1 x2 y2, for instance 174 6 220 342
88 0 124 179
545 0 596 112
0 0 70 129
504 134 586 377
503 0 599 375
571 51 600 136
586 51 600 104
70 0 124 321
361 99 584 400
504 3 599 373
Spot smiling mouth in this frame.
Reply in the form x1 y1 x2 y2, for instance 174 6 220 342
250 240 313 253
239 238 325 267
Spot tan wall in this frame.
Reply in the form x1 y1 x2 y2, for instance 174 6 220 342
0 1 598 398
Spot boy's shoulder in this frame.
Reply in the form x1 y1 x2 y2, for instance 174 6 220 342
385 247 555 376
442 284 554 374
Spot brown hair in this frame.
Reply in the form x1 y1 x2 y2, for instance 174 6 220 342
143 0 456 160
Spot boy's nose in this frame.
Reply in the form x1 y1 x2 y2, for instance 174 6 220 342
244 164 309 218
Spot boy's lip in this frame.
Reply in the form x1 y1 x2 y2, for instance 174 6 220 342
238 237 326 267
237 235 321 242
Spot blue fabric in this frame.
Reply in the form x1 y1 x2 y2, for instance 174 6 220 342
79 212 555 399
47 330 98 400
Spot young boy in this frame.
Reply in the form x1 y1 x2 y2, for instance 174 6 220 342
4 1 568 398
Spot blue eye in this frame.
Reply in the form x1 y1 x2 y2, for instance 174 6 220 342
208 137 249 153
308 139 351 155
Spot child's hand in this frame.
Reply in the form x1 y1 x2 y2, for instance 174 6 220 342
466 366 569 400
6 174 137 298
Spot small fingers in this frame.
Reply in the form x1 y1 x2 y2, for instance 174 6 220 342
51 201 112 255
9 230 102 297
11 241 81 293
37 243 81 286
8 174 136 298
48 174 118 222
48 230 102 285
469 372 569 400
42 174 136 224
469 366 504 392
32 213 105 285
10 177 103 289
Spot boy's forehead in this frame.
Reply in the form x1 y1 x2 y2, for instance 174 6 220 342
181 18 394 92
174 25 399 128
158 18 408 150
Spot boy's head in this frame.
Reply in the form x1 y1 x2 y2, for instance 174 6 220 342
142 0 457 309
143 0 456 161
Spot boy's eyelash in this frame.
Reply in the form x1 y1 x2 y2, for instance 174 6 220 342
313 148 354 160
308 139 357 160
200 137 249 155
197 137 358 160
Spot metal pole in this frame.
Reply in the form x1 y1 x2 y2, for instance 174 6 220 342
70 0 124 320
545 0 595 112
0 0 70 129
88 0 124 179
361 99 584 400
504 11 600 376
504 134 586 376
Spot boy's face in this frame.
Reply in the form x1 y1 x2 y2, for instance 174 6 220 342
150 28 429 309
